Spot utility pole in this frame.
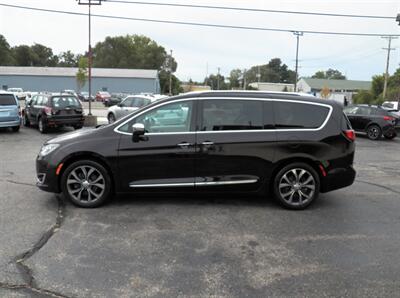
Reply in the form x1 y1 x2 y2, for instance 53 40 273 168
169 49 173 96
292 31 303 92
77 0 103 116
382 36 397 100
217 67 220 90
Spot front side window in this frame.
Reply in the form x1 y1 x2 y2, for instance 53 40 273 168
118 101 193 133
121 97 133 107
274 102 330 129
132 97 151 108
201 99 263 131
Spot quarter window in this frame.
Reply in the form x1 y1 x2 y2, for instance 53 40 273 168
201 99 263 131
274 102 330 129
118 101 193 133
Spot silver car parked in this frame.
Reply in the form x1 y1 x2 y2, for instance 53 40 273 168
107 95 155 123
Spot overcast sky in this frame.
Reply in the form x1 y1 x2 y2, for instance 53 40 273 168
1 0 400 82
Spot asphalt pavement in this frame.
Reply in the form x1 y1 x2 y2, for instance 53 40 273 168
1 126 400 297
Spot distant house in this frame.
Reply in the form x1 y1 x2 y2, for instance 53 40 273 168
0 66 160 94
249 82 295 92
297 78 371 104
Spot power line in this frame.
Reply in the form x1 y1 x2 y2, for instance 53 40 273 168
106 0 396 20
0 3 399 37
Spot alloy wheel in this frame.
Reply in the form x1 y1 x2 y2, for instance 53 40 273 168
367 126 380 140
278 168 316 206
66 165 105 203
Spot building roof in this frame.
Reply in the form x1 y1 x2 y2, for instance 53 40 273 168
301 78 371 91
0 66 158 79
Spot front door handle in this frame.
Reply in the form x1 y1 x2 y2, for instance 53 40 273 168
177 142 192 148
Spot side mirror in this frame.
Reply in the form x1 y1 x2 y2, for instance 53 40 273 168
132 123 146 142
118 103 124 107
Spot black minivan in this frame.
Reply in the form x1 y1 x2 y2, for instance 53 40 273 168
36 91 356 209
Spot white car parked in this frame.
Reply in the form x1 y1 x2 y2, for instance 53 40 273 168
107 95 157 123
7 88 27 100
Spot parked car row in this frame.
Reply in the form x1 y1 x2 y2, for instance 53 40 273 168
344 104 399 140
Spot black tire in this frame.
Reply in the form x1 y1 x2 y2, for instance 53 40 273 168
366 124 381 140
273 162 320 210
108 113 116 124
61 160 112 208
23 114 30 127
12 126 20 132
38 117 47 134
384 132 397 140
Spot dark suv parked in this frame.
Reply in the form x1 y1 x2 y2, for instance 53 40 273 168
23 94 84 133
36 91 356 210
344 104 398 140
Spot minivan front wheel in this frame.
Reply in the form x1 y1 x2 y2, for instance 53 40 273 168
61 160 112 208
273 163 320 210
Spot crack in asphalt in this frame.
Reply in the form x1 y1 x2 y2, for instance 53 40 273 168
3 179 36 187
355 179 400 195
0 195 71 298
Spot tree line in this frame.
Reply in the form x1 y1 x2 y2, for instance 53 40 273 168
0 34 181 94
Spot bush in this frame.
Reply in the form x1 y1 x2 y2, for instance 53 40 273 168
352 90 375 104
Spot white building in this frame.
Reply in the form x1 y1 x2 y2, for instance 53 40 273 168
249 82 295 92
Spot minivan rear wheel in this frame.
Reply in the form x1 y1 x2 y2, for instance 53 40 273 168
61 160 112 208
273 163 320 210
367 124 381 140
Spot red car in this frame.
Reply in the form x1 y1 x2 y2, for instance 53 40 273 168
95 91 111 102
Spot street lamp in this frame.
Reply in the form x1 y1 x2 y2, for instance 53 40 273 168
77 0 103 116
292 31 303 92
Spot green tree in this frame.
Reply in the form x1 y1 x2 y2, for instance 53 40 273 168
12 45 36 66
311 68 346 80
228 69 243 89
352 90 375 104
31 43 58 66
158 70 182 95
244 58 296 84
371 75 384 98
204 74 228 90
58 51 79 67
0 34 14 65
93 35 168 70
76 57 88 92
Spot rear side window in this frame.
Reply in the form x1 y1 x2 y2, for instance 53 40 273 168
51 96 81 108
273 102 330 129
201 99 263 131
0 94 16 106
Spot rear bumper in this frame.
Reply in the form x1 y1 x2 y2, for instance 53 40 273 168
45 116 84 127
320 165 356 193
0 119 21 128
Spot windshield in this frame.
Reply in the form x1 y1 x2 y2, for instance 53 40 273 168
0 94 17 106
51 96 81 108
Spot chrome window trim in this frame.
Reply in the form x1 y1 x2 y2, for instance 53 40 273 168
114 97 333 136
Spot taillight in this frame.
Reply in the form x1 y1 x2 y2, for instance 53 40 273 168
344 129 355 141
383 116 394 122
44 106 53 116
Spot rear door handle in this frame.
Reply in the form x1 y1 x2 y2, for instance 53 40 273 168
177 142 192 148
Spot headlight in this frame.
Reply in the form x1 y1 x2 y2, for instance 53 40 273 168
39 144 60 156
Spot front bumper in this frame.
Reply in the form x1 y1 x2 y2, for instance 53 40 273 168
36 156 61 193
320 165 356 193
